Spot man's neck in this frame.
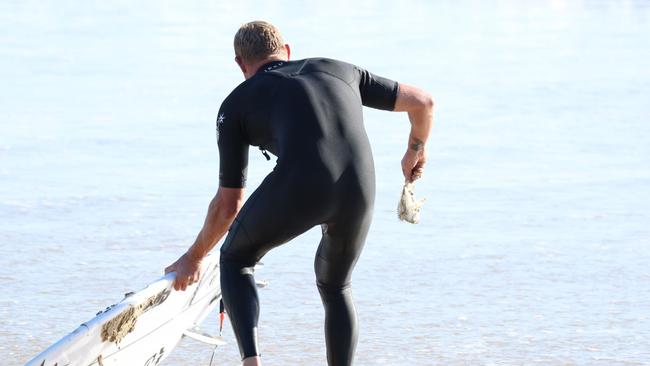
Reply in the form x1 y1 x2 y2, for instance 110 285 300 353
245 56 287 79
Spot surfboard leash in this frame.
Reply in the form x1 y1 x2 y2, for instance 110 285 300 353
208 299 226 366
219 298 226 336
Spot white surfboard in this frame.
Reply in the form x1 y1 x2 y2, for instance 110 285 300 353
25 253 224 366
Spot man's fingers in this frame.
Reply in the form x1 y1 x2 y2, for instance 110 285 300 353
183 276 195 290
403 161 417 181
173 274 186 291
410 157 426 181
173 275 201 292
176 279 187 291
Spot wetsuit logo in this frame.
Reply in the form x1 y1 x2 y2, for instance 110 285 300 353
216 113 225 142
264 62 284 72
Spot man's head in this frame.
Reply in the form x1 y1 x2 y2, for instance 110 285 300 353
234 21 290 79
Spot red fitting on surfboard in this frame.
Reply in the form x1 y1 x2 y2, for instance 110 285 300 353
219 299 225 336
219 312 225 334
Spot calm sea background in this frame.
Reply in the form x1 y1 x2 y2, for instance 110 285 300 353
1 1 649 365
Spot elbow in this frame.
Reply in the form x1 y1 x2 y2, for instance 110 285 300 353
412 89 434 111
394 83 434 112
219 203 239 221
211 194 242 222
422 93 434 110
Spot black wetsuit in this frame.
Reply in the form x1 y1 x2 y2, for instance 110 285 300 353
217 57 398 365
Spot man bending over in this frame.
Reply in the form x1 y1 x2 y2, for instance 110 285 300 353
165 20 434 366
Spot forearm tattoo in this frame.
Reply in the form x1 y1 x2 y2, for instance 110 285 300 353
410 138 424 152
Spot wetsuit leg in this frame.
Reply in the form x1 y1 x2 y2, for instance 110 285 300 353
220 172 327 359
221 165 373 364
219 257 260 359
315 208 373 366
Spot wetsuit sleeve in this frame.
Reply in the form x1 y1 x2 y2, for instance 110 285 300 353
217 102 249 188
356 66 399 111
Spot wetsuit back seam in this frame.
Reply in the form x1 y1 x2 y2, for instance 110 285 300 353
306 70 360 97
258 67 355 88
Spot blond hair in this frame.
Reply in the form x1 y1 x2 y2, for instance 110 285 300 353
234 21 285 63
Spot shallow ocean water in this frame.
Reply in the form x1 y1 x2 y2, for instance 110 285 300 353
1 1 649 365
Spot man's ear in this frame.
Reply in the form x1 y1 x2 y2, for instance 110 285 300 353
235 56 247 74
284 44 291 60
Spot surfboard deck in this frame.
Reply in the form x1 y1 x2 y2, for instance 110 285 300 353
25 253 222 366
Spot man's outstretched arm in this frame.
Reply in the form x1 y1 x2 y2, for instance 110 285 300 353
165 186 245 290
393 83 434 182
